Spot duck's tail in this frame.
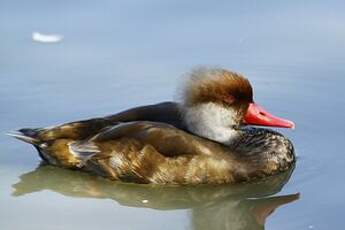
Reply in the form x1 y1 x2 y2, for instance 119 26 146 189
6 128 42 145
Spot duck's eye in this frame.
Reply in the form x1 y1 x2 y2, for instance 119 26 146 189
224 95 235 104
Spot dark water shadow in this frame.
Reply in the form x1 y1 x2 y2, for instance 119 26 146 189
12 164 299 230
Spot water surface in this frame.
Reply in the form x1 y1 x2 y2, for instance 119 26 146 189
1 1 345 229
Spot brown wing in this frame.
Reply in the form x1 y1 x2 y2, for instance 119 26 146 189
76 121 218 158
69 121 238 184
19 102 185 171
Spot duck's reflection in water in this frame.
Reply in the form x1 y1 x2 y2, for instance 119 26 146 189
13 164 299 230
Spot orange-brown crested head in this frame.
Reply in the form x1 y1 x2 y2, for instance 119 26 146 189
181 68 254 123
180 68 294 144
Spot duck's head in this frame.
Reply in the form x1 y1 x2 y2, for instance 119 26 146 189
180 68 294 144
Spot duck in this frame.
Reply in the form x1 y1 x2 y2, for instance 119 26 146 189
8 68 295 184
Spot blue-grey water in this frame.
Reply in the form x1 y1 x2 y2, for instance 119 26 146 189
1 1 344 229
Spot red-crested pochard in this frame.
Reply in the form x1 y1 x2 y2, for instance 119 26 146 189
9 68 295 184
